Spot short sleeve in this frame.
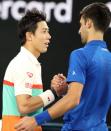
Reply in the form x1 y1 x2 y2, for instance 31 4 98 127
13 65 34 96
67 50 87 85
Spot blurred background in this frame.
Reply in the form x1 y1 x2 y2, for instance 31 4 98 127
0 0 111 130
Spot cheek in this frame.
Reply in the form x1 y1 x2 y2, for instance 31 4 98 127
80 28 84 36
80 26 84 33
38 35 45 41
82 27 87 34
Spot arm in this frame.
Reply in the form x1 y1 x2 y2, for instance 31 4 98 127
15 82 83 130
16 89 56 114
15 50 86 130
15 67 56 114
16 94 44 114
48 82 83 118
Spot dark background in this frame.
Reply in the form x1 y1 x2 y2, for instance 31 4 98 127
0 0 111 126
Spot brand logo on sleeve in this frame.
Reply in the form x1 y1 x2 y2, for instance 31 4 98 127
48 97 51 101
26 72 33 78
72 71 76 75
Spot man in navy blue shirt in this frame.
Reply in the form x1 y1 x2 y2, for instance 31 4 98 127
15 2 111 131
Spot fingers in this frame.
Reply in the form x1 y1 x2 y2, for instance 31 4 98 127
51 73 68 96
58 73 66 80
15 116 36 131
51 74 67 89
14 122 24 131
14 121 22 129
53 74 66 83
14 117 28 131
53 73 66 80
51 75 61 87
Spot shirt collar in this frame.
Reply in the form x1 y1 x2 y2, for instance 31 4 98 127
85 40 107 49
20 46 40 65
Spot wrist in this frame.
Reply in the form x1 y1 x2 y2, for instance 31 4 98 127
35 110 52 125
32 117 38 126
39 89 57 107
51 88 58 98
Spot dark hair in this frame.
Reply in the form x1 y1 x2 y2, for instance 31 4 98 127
80 2 111 32
18 9 46 45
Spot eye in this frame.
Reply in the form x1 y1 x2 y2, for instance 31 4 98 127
43 30 49 33
43 30 46 33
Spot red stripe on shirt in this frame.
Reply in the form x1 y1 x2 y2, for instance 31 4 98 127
32 84 43 89
3 80 14 87
3 80 43 89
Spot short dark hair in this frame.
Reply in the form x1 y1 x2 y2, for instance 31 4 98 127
18 9 46 45
80 2 111 32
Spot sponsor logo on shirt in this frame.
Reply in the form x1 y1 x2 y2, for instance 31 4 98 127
48 97 51 101
72 71 76 75
25 83 33 88
101 48 108 52
26 72 33 78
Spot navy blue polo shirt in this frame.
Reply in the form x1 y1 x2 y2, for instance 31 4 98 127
62 40 111 131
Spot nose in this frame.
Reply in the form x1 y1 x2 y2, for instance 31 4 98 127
48 32 51 39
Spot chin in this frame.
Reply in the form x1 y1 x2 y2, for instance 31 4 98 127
41 49 47 53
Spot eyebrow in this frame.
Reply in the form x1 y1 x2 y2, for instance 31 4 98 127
42 27 49 31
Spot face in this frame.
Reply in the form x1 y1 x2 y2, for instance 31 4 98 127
79 17 88 44
29 21 51 56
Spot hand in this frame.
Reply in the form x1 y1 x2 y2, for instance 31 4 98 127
51 74 68 96
14 116 37 131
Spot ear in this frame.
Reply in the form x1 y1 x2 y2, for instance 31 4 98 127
26 32 33 41
86 18 92 29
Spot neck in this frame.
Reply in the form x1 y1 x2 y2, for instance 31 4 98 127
23 44 40 58
87 30 104 43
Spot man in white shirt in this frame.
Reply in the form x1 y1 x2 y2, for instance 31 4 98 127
2 9 66 131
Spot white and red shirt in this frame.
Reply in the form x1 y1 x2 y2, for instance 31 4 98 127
2 47 43 131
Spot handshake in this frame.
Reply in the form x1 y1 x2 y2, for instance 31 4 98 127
15 73 68 131
51 73 68 97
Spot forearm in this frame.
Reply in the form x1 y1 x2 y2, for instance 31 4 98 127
48 93 77 119
17 90 56 114
34 93 79 126
48 82 83 119
14 83 83 131
35 83 83 125
18 95 44 114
